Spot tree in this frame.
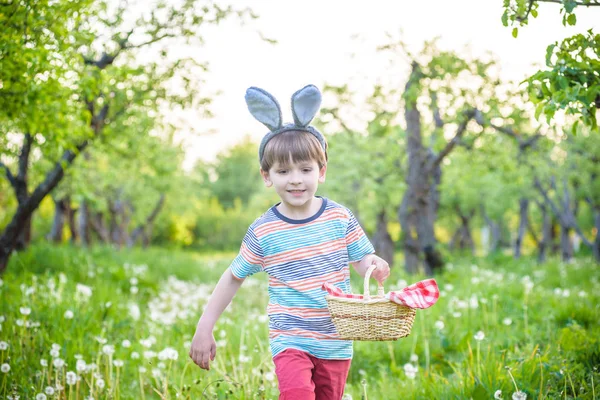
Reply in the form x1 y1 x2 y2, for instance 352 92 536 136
0 0 253 272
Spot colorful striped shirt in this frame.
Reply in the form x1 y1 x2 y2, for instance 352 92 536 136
229 197 374 360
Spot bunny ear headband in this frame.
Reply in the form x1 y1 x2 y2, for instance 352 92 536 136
244 84 327 163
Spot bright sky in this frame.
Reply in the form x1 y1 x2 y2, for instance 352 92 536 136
175 0 600 169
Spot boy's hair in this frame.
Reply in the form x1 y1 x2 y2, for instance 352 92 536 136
260 130 328 172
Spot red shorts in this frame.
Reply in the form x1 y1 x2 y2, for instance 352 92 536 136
273 348 352 400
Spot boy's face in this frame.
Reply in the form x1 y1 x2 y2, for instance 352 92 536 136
260 158 327 208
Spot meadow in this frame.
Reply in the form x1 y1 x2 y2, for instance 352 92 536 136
0 244 598 399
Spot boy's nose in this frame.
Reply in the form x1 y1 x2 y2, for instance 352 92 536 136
289 172 302 184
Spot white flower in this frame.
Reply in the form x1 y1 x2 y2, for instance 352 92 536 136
152 368 162 378
453 312 462 318
158 348 178 361
102 345 115 355
258 315 268 323
130 286 139 294
219 330 226 338
50 348 60 358
0 316 4 323
113 360 124 367
40 359 48 367
122 339 131 348
503 318 512 326
19 307 31 316
471 277 480 285
44 386 55 395
512 391 527 400
265 371 275 381
64 310 74 319
0 341 8 350
130 277 138 285
445 284 454 291
16 319 23 326
410 354 418 363
94 336 107 345
1 363 10 373
469 295 479 309
66 371 77 385
474 331 485 341
239 354 250 363
143 351 156 359
139 366 147 373
76 283 93 298
403 363 417 379
342 394 353 400
562 289 570 297
96 378 105 389
131 352 140 359
76 360 86 372
53 358 65 369
494 389 502 399
434 320 445 330
36 394 47 400
578 290 588 297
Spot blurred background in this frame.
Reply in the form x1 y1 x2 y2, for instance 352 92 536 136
0 0 599 399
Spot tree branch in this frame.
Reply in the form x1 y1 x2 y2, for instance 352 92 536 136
534 176 594 248
0 161 16 188
430 108 476 169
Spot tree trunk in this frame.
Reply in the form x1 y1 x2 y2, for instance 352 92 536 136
66 201 78 244
593 208 600 262
79 199 91 246
372 210 394 267
90 212 110 243
560 225 574 262
537 203 551 263
399 193 419 274
514 198 529 259
48 197 67 243
0 139 89 273
127 194 165 248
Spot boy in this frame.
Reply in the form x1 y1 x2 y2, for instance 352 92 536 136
189 85 390 400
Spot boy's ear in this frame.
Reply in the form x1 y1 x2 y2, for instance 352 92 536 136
318 164 327 183
260 169 273 187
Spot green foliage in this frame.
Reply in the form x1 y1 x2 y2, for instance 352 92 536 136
205 137 263 209
501 1 600 130
1 245 598 398
526 31 600 130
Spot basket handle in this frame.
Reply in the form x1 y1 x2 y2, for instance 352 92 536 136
364 264 385 300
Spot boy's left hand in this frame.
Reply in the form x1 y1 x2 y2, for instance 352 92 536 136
367 255 390 284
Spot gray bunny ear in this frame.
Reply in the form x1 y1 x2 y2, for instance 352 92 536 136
245 87 282 132
291 84 322 127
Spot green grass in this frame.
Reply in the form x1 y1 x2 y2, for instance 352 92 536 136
0 243 598 399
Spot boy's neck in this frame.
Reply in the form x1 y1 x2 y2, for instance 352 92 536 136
276 196 323 220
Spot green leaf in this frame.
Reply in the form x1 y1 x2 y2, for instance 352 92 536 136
531 9 538 18
567 13 577 26
501 11 509 26
571 120 579 135
512 27 519 38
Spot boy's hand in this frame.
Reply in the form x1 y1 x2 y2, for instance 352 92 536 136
189 325 216 370
368 255 390 284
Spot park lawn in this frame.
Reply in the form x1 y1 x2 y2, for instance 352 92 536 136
0 243 598 399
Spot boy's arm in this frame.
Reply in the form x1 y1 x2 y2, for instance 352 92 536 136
351 253 390 283
189 269 244 370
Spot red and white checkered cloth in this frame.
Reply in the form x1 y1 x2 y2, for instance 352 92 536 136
322 279 439 309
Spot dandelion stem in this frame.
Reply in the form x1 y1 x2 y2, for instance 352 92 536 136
477 342 481 379
592 371 595 400
567 369 576 398
139 371 146 400
538 355 543 400
506 367 520 393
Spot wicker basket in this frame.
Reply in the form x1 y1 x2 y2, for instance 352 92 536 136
326 265 416 341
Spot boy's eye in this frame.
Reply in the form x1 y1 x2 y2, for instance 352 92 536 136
303 168 312 173
277 170 287 174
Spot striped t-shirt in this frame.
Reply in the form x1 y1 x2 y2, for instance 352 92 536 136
229 197 375 360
